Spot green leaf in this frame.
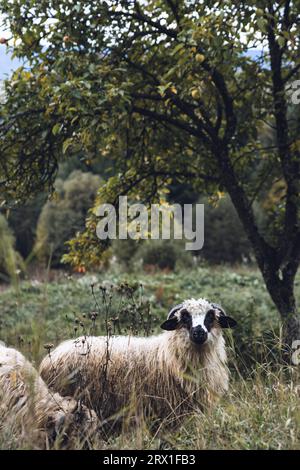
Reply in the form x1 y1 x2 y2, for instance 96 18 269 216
52 123 62 136
62 138 73 154
257 18 267 33
171 43 184 56
277 36 285 48
23 31 36 47
157 82 172 97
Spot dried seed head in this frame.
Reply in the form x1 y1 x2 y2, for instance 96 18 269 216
44 343 54 353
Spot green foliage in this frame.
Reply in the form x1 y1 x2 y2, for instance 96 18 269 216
139 241 178 271
35 171 101 266
5 193 47 259
112 238 194 273
0 265 279 363
1 0 299 271
200 196 253 264
0 214 25 283
111 238 141 270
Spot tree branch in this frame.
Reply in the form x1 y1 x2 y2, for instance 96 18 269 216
132 105 203 139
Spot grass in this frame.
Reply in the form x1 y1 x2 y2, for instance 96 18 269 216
0 265 299 449
105 365 300 450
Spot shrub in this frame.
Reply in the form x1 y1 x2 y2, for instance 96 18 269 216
35 171 101 267
139 241 177 271
6 193 46 259
112 238 194 272
0 214 25 283
200 196 253 264
111 238 141 270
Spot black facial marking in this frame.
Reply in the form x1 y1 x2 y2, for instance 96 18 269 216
180 309 192 329
204 309 216 332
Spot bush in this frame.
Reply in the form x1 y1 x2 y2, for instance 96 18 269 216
6 193 47 259
112 238 194 273
200 196 253 264
112 238 141 270
139 241 177 271
35 171 101 267
0 214 25 283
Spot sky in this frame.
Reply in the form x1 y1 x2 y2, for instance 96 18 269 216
0 13 21 79
0 49 22 79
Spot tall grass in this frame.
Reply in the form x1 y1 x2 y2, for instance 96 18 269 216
0 267 299 449
1 349 298 450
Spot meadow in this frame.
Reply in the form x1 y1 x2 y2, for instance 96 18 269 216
0 265 299 449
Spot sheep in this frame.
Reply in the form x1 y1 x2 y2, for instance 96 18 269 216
39 298 237 433
0 343 99 449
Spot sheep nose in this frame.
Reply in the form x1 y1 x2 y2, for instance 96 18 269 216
190 326 207 345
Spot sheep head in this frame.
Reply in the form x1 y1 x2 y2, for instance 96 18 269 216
161 298 237 346
46 397 99 448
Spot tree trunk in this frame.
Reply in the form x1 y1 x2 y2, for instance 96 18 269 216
215 146 300 354
261 266 300 357
282 314 300 354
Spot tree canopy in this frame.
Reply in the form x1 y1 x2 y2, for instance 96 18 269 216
1 0 300 344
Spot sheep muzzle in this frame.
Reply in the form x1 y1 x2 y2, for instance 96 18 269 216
190 325 208 345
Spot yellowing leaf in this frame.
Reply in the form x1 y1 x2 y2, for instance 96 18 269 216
62 139 72 154
191 88 200 99
195 53 205 63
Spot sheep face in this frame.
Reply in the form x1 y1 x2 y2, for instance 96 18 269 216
161 298 237 346
46 398 99 448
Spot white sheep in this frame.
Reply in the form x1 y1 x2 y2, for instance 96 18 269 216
40 298 237 432
0 343 99 448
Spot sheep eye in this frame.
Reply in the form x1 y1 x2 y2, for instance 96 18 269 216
180 309 191 323
204 309 216 331
206 309 215 317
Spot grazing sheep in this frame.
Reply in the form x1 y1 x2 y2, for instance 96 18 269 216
40 298 237 432
0 343 99 448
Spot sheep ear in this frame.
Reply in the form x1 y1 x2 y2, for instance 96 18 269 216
211 302 236 328
211 302 226 316
161 303 183 330
218 316 237 328
161 317 179 331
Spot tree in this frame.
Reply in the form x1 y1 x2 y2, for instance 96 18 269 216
0 0 300 348
35 170 101 266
